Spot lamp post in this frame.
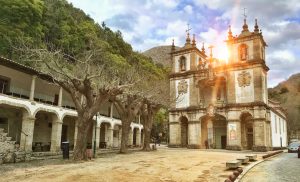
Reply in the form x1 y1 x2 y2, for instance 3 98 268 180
93 112 98 158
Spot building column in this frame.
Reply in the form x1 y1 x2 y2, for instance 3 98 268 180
73 120 78 148
20 114 35 152
110 103 113 118
188 122 201 148
253 120 268 151
169 123 180 147
58 87 63 107
118 128 122 148
107 127 114 148
29 75 37 101
226 120 242 150
136 129 141 147
95 123 100 149
50 117 63 152
128 129 133 146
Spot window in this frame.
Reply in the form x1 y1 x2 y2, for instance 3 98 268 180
217 88 221 100
179 56 186 71
0 77 9 94
239 44 248 61
279 118 281 134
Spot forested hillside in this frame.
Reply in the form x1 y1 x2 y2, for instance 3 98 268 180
269 73 300 131
0 0 164 76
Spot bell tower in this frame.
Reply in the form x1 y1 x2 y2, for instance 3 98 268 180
226 18 268 104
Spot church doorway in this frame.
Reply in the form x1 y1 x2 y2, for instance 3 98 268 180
201 114 227 149
180 116 188 147
213 114 227 149
240 113 254 150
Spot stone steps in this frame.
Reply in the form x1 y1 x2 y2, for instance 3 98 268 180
0 127 18 164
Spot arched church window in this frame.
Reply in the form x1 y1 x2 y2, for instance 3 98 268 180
179 56 186 71
239 44 248 61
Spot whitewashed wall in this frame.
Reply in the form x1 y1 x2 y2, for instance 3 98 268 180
270 111 287 147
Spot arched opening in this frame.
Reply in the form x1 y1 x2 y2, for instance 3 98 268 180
213 114 227 149
239 44 248 61
179 56 186 71
33 111 57 152
99 122 111 148
240 112 253 150
62 115 76 150
180 116 188 147
0 104 26 146
133 128 138 146
201 114 227 149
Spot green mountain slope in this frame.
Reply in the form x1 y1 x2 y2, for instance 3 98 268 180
269 73 300 130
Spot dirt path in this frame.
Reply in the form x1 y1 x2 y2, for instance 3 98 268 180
0 148 264 182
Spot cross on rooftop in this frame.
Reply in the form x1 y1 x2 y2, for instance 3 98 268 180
186 23 192 34
243 8 247 19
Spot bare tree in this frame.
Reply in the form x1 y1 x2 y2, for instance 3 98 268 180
139 77 170 151
19 47 137 160
112 94 142 153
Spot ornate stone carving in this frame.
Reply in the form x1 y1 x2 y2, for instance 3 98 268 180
237 71 251 87
207 104 215 117
177 80 188 95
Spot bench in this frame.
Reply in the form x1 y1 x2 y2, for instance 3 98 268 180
245 154 257 161
226 160 241 169
237 157 249 164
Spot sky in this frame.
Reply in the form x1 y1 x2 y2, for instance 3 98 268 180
67 0 300 87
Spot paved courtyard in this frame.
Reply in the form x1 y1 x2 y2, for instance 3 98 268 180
0 147 265 182
241 152 300 182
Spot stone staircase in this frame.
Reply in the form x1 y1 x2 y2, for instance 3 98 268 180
0 128 18 164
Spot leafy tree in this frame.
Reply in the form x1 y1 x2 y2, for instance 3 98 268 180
0 0 44 58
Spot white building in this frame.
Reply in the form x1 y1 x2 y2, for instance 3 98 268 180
0 56 143 156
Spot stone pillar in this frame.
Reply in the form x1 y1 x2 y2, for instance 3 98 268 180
128 129 133 146
226 120 242 150
136 129 141 147
74 120 78 148
118 128 122 147
187 122 201 148
92 122 96 149
95 123 100 149
29 75 37 101
50 117 63 152
107 127 114 148
20 114 35 152
169 123 180 147
110 103 113 118
58 87 63 107
253 120 268 151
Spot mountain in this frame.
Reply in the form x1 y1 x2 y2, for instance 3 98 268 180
143 45 179 68
269 73 300 130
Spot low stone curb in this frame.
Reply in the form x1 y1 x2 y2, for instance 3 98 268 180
235 151 284 182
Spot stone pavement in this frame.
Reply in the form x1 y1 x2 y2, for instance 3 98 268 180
241 152 300 182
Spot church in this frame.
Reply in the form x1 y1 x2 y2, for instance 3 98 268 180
168 18 287 151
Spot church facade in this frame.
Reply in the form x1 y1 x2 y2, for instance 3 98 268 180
168 19 287 151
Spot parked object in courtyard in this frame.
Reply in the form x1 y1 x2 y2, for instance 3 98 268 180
226 160 241 169
245 154 257 161
287 142 300 153
61 141 69 159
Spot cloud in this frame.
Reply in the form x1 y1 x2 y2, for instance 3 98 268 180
67 0 300 87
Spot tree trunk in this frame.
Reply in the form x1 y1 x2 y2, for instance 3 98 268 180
143 118 153 151
120 119 130 154
73 117 92 160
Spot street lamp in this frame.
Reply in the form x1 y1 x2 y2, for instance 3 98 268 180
93 112 98 158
